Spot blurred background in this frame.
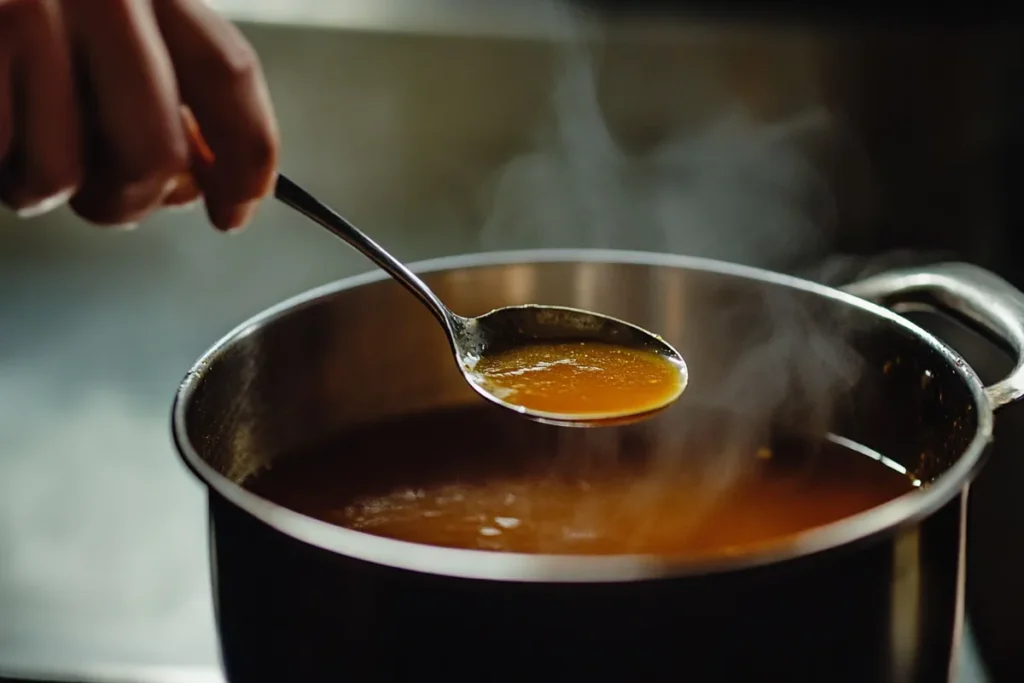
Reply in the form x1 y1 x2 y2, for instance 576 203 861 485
1 1 1022 681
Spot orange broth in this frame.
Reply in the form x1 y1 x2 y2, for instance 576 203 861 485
246 406 917 558
467 341 685 418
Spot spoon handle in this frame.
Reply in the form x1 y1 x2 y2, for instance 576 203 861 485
274 173 454 328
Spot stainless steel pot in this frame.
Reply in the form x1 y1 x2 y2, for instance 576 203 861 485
171 250 1024 683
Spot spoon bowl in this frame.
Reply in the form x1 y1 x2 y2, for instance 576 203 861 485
275 174 687 426
451 304 687 426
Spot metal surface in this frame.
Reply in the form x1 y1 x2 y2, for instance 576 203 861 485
275 174 456 328
276 177 688 425
173 250 1024 681
844 263 1024 410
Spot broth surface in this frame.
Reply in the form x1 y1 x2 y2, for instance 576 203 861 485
467 341 684 418
247 405 917 557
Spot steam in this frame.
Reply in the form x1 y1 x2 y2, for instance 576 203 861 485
474 7 865 552
478 19 837 268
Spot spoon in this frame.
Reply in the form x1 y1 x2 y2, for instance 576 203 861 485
274 173 688 426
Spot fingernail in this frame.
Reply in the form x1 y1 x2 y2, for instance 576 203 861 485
212 200 258 233
16 188 75 219
161 175 184 199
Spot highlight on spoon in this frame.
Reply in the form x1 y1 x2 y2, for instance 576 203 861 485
457 305 688 426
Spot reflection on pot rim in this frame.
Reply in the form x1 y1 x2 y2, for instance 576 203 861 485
171 248 995 583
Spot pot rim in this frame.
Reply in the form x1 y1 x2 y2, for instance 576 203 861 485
171 248 992 583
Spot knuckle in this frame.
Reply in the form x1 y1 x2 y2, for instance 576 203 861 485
207 41 261 88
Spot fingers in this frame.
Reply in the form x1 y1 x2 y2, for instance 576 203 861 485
60 0 189 227
0 0 277 230
0 0 81 217
154 0 278 231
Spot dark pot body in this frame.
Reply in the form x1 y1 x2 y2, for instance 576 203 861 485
173 251 1024 682
209 491 967 683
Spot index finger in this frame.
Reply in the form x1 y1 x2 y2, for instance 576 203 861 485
153 0 278 231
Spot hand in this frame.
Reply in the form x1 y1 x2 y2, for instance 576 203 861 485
0 0 279 231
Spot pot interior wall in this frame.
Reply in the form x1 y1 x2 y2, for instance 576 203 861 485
183 259 979 494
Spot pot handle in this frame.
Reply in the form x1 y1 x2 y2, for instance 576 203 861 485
842 262 1024 411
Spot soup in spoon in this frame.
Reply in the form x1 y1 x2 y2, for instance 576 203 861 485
464 340 686 422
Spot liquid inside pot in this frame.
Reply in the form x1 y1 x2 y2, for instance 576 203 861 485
246 405 919 558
